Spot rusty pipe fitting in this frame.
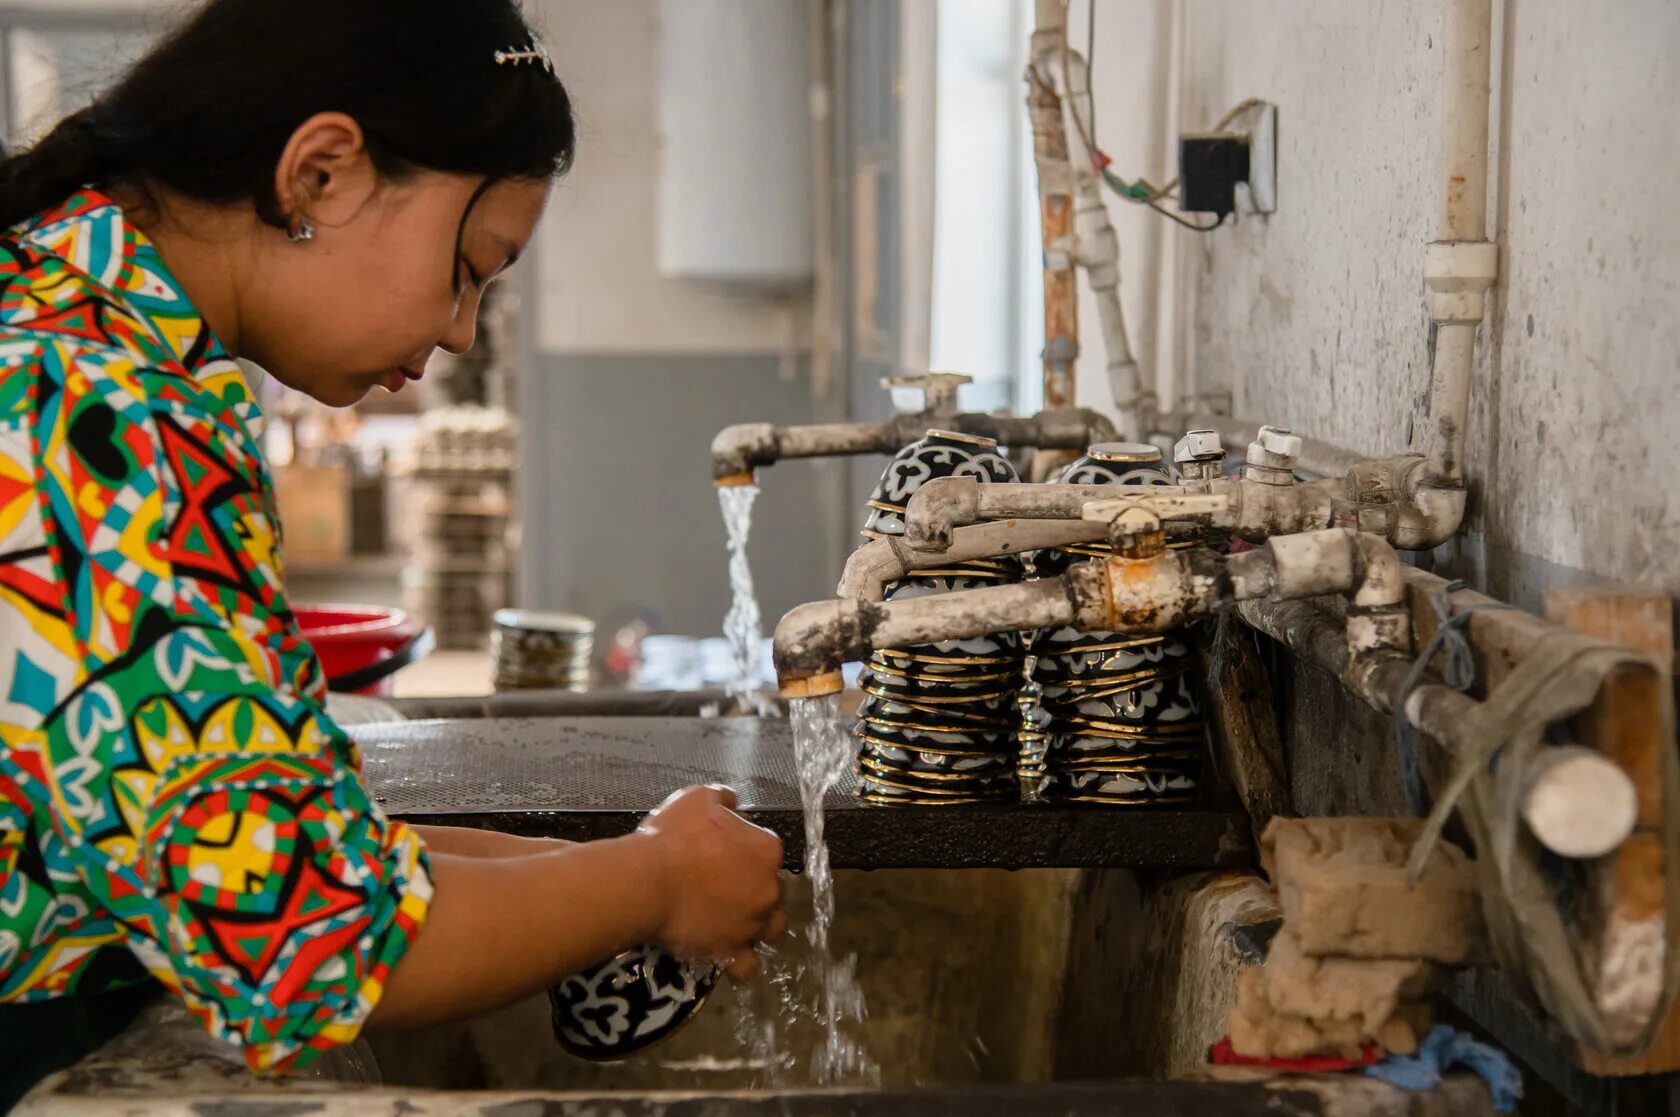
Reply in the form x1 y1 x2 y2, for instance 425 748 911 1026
904 479 1171 552
1226 528 1413 665
774 563 1112 695
837 518 1108 603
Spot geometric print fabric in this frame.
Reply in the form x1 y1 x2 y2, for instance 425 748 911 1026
0 191 432 1072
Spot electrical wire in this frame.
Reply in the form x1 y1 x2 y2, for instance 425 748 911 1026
1049 2 1249 232
1086 0 1096 147
1148 202 1225 233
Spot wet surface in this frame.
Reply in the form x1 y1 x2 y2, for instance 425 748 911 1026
355 717 1252 870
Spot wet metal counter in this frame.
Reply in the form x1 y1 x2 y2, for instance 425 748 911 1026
355 717 1253 871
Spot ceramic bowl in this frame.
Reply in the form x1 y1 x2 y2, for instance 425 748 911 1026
870 647 1021 676
862 430 1020 538
549 946 716 1061
1037 766 1199 804
884 631 1025 661
1030 634 1179 677
861 661 1020 695
857 784 998 807
857 758 1015 794
856 766 1015 800
1039 679 1202 731
854 718 1016 754
1046 732 1203 762
859 740 1014 777
858 691 1017 730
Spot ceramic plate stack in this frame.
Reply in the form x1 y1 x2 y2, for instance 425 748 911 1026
491 608 595 691
854 431 1025 806
1030 443 1207 805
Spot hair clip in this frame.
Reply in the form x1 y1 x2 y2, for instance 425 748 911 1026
494 39 554 74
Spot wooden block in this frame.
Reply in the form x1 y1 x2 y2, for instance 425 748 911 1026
1197 624 1290 843
1544 585 1678 1075
1548 586 1675 672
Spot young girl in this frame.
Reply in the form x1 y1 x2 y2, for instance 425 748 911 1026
0 1 785 1103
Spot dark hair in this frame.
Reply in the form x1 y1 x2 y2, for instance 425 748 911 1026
0 0 575 231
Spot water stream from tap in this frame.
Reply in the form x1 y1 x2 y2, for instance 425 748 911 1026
789 693 879 1086
719 485 775 715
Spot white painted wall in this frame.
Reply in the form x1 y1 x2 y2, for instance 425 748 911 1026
529 0 813 355
1073 0 1680 602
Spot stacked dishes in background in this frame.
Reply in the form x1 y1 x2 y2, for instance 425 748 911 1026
853 431 1025 806
1029 443 1208 805
491 608 595 691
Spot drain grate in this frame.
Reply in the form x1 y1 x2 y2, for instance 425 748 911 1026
353 717 1253 871
357 716 839 814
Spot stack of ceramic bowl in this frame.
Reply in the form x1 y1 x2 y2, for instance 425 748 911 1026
491 608 595 691
853 431 1025 806
1029 443 1207 805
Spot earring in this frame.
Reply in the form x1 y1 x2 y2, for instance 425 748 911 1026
287 220 315 243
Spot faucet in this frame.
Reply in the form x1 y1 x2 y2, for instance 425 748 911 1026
774 491 1410 700
711 372 1121 487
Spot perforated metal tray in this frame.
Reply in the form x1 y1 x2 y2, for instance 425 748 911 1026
355 717 1251 870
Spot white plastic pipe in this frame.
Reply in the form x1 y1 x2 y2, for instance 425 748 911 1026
1055 35 1148 432
1439 0 1492 244
1418 0 1497 496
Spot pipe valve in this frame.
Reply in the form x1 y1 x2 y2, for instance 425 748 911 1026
1245 425 1302 487
1174 428 1226 486
880 372 974 417
1081 493 1229 558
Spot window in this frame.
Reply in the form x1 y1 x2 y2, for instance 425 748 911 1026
927 0 1042 417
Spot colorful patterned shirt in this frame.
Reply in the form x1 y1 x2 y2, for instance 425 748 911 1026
0 191 432 1071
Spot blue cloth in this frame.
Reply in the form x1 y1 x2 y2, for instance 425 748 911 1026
1366 1025 1523 1113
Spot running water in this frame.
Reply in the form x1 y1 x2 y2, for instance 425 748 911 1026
719 484 775 715
789 694 879 1085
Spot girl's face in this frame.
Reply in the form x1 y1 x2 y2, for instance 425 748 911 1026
243 154 551 407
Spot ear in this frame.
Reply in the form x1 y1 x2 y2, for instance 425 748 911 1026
273 112 379 235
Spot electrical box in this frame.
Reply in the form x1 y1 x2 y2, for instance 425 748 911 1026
656 0 814 290
1178 134 1252 218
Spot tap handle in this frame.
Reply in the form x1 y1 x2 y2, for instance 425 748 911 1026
1080 493 1229 558
882 371 973 414
1079 493 1229 531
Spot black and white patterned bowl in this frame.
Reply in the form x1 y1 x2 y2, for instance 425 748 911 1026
861 430 1020 538
856 765 1015 800
1038 766 1200 804
858 691 1017 730
855 718 1016 754
549 946 716 1061
860 740 1014 776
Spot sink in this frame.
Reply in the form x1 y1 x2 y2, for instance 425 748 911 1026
367 869 1084 1092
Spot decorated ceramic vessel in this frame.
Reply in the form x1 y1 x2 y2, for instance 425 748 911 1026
855 430 1026 804
548 946 716 1061
1028 443 1209 806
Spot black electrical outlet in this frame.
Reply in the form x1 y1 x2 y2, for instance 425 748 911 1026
1178 133 1251 218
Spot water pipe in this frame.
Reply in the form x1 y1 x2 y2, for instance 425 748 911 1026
835 518 1107 603
775 504 1410 703
1152 0 1497 550
1027 0 1080 409
897 422 1491 553
711 373 1118 486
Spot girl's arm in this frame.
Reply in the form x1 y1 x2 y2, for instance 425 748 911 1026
411 824 571 859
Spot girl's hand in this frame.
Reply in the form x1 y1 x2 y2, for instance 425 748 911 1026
637 786 786 975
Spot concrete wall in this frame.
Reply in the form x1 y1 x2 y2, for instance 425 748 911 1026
519 350 844 638
1075 0 1680 616
528 0 813 356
